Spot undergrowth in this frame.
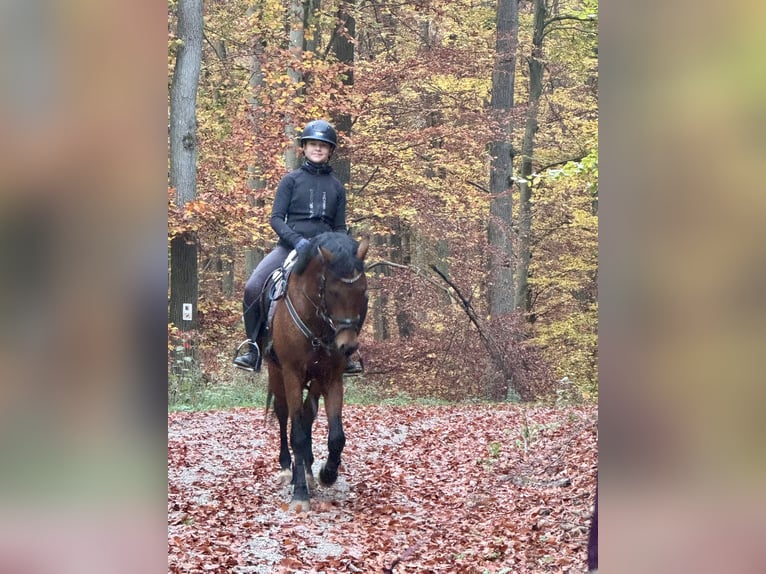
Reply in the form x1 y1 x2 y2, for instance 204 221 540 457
168 372 456 412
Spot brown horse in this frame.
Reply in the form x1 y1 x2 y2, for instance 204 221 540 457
261 232 369 511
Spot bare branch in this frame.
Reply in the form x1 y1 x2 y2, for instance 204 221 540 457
352 166 379 196
430 265 533 401
366 260 452 297
466 180 491 194
537 153 589 173
543 14 597 31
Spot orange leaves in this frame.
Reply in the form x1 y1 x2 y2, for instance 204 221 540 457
168 404 597 573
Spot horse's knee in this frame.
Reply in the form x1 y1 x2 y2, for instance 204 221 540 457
290 431 309 455
290 416 313 459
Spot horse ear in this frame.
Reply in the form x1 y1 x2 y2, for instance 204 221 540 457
356 238 369 261
319 246 335 262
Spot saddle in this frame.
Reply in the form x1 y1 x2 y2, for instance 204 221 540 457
264 249 298 330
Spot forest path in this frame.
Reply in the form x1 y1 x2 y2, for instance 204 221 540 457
169 403 597 573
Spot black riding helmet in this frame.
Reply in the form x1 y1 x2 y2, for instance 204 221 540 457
298 119 338 149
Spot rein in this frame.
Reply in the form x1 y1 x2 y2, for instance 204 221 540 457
285 262 363 350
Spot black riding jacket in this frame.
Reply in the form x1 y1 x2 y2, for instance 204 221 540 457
270 160 348 249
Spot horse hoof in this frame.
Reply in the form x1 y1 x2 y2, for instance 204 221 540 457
306 472 317 490
277 469 292 485
319 464 338 486
289 499 310 513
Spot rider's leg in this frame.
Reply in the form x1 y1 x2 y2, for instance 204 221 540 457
234 246 291 371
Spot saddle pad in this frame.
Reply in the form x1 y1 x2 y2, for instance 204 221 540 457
266 249 298 325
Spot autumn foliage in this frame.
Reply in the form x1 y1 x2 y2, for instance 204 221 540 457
168 403 598 572
168 0 598 401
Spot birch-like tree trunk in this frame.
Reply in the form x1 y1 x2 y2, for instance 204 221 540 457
168 0 203 331
487 0 519 317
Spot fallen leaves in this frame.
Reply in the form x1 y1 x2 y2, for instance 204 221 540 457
168 404 597 573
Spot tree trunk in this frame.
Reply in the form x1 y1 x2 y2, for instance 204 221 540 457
331 0 355 189
246 5 267 195
487 0 519 317
245 7 267 276
168 0 203 331
515 0 546 314
371 235 390 341
214 246 235 297
169 0 202 205
285 0 305 170
169 234 199 330
393 221 413 339
304 0 322 54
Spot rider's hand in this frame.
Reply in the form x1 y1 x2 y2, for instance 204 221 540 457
295 238 312 256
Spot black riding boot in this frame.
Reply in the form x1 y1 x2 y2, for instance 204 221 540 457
233 301 262 372
344 355 363 375
233 340 260 371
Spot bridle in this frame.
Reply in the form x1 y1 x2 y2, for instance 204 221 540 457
284 262 365 350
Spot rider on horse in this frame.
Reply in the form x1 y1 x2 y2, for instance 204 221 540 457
233 119 363 375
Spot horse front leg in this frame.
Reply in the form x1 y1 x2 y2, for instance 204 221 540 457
319 379 345 487
285 374 312 511
269 369 292 484
274 396 292 484
302 392 319 490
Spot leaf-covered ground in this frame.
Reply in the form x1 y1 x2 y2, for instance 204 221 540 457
168 404 597 573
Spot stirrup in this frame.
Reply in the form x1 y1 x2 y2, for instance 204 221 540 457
233 339 254 360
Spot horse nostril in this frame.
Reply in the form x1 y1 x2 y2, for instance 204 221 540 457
340 342 358 357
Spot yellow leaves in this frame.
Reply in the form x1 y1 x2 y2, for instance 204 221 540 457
185 199 209 215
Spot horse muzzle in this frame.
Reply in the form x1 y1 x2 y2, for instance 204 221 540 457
331 318 360 357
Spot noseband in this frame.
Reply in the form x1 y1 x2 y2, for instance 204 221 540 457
285 264 364 350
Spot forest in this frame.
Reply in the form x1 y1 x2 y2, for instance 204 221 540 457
167 0 598 570
168 0 598 404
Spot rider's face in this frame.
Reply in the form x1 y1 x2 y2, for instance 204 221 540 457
303 140 332 163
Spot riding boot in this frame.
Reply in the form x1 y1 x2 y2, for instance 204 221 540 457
233 339 260 371
234 301 263 371
344 355 363 375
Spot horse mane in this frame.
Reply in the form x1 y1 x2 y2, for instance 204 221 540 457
293 232 362 277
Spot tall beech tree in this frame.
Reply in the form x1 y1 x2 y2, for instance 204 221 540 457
330 0 356 189
515 0 546 314
487 0 520 317
169 0 203 332
515 0 598 317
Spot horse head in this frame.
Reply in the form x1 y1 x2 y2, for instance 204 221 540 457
316 237 369 357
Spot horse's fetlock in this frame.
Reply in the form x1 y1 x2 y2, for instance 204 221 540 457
328 433 346 455
277 468 292 485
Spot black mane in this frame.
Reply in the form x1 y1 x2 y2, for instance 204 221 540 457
293 232 362 277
